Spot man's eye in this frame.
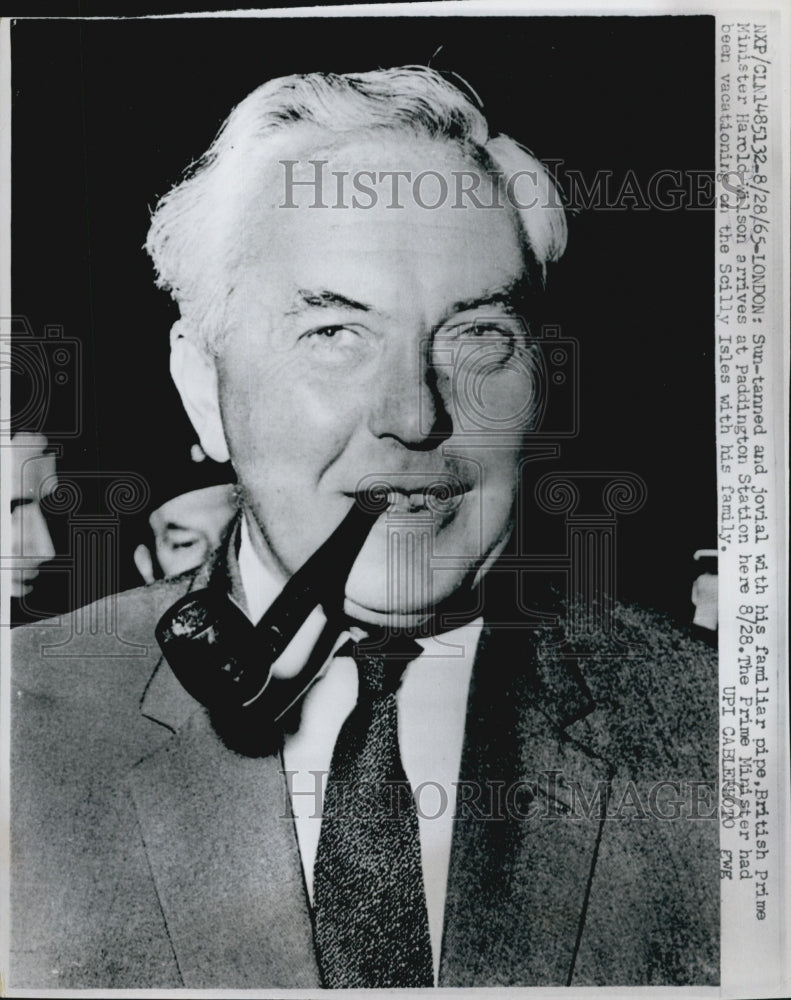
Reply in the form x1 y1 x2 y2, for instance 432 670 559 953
305 325 358 344
436 319 523 363
172 539 197 550
301 325 371 366
162 533 201 551
455 320 519 340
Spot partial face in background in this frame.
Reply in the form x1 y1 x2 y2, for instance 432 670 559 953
9 433 57 598
186 134 539 624
134 484 237 582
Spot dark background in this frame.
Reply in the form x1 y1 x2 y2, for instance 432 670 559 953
10 14 716 624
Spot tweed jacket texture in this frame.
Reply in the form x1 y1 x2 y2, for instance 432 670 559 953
10 545 719 989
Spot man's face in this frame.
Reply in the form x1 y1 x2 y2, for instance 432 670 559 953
146 485 236 580
211 134 536 624
10 433 57 598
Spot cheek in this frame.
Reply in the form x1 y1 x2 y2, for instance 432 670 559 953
218 353 365 487
443 360 537 437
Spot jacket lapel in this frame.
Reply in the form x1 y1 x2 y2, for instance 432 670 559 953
128 527 321 988
127 709 320 988
440 621 615 986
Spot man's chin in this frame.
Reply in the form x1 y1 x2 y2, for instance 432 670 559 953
341 569 477 631
339 526 512 631
341 595 435 631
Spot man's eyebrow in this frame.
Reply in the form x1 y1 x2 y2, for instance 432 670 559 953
286 288 372 316
447 280 530 317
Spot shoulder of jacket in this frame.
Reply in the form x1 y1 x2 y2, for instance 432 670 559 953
11 576 195 696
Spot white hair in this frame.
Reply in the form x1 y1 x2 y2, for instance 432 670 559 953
145 66 567 353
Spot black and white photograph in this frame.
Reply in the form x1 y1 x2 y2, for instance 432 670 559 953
1 5 788 996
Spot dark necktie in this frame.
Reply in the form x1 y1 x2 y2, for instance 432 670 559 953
312 634 434 988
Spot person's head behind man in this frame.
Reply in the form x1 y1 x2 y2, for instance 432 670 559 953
9 432 57 599
133 483 237 584
146 66 566 628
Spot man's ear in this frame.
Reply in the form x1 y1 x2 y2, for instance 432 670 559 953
169 321 230 463
133 543 156 585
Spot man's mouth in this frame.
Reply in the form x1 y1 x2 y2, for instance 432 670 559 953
381 488 455 513
351 476 471 515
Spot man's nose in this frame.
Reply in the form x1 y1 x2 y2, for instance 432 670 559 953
367 337 452 450
23 505 56 562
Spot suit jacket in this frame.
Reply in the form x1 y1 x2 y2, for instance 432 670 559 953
10 543 719 989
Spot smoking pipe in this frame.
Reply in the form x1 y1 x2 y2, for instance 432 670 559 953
155 490 388 750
